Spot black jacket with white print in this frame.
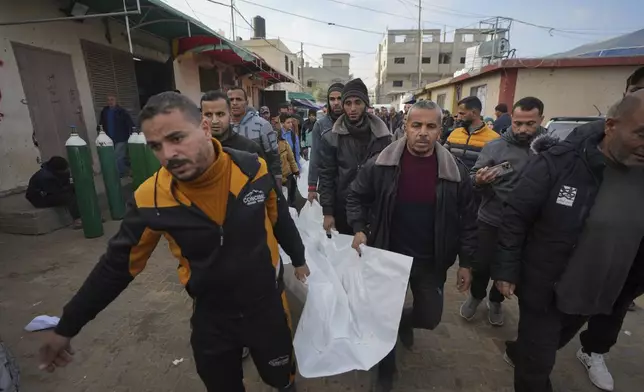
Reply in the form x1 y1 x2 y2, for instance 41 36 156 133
490 121 644 312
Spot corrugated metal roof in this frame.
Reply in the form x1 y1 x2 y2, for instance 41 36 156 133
551 28 644 58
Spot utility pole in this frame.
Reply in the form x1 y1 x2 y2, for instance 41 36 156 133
416 0 422 89
300 42 304 92
230 0 235 40
376 42 382 103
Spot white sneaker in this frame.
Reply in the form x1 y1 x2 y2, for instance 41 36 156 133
577 348 614 391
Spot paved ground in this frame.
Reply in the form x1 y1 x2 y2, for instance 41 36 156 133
1 223 643 392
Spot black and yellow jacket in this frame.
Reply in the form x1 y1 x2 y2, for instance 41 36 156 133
445 124 500 169
55 139 305 338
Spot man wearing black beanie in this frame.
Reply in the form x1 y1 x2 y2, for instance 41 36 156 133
307 82 345 202
317 78 391 234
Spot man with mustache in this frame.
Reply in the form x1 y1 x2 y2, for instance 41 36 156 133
227 87 282 186
460 97 546 327
201 90 265 160
346 100 477 392
37 92 309 392
318 78 391 234
307 82 344 203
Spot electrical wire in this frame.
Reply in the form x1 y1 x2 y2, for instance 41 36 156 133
236 0 384 35
194 9 376 55
319 0 458 28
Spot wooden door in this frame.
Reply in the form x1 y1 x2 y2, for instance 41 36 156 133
12 43 88 161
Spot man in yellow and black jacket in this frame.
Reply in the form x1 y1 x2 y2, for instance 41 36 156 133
38 92 309 392
445 96 500 169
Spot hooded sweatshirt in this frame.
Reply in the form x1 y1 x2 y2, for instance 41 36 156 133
308 84 344 190
232 109 281 181
470 127 546 227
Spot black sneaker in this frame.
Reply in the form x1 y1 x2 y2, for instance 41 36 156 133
398 311 414 349
279 381 296 392
375 374 394 392
504 340 517 368
399 324 414 350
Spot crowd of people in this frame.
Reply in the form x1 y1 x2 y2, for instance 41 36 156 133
35 66 644 392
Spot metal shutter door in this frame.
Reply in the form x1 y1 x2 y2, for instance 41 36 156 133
112 50 140 121
81 40 140 127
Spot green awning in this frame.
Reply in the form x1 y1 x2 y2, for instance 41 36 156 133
287 92 317 101
76 0 214 40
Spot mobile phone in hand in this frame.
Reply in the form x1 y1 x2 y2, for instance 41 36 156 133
489 161 514 178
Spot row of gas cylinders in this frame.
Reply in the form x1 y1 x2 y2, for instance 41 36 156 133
64 126 160 239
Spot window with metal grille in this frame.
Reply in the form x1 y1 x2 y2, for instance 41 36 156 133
393 80 403 87
394 57 405 64
436 94 446 108
422 57 431 64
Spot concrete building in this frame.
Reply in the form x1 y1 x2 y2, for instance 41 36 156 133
375 28 495 103
302 53 351 101
238 38 300 92
416 56 644 121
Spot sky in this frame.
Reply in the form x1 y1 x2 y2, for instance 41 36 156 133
163 0 643 90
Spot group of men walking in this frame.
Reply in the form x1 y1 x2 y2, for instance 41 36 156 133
37 65 644 392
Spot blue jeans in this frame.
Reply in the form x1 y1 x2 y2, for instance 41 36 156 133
114 142 128 176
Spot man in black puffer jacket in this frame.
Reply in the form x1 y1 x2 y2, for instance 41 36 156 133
318 78 391 235
560 65 644 392
492 90 644 392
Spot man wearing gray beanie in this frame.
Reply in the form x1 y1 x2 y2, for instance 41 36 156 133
317 78 391 234
307 83 345 202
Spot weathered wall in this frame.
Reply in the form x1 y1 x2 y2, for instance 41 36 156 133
514 66 639 120
0 0 168 193
461 73 502 118
431 85 456 113
173 53 202 105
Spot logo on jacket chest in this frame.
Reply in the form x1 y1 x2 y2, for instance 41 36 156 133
556 185 577 207
243 189 266 206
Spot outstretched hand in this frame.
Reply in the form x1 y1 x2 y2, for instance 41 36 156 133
39 331 74 373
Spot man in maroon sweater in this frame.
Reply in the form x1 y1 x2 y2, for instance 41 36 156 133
346 100 478 392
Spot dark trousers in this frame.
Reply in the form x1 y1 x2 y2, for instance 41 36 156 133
513 301 589 392
191 290 295 392
333 207 353 235
471 220 505 303
287 175 298 207
580 268 644 354
30 190 81 220
379 261 444 377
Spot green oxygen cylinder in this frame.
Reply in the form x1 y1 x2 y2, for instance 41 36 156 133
142 133 161 177
128 128 147 190
65 127 103 238
96 127 126 220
